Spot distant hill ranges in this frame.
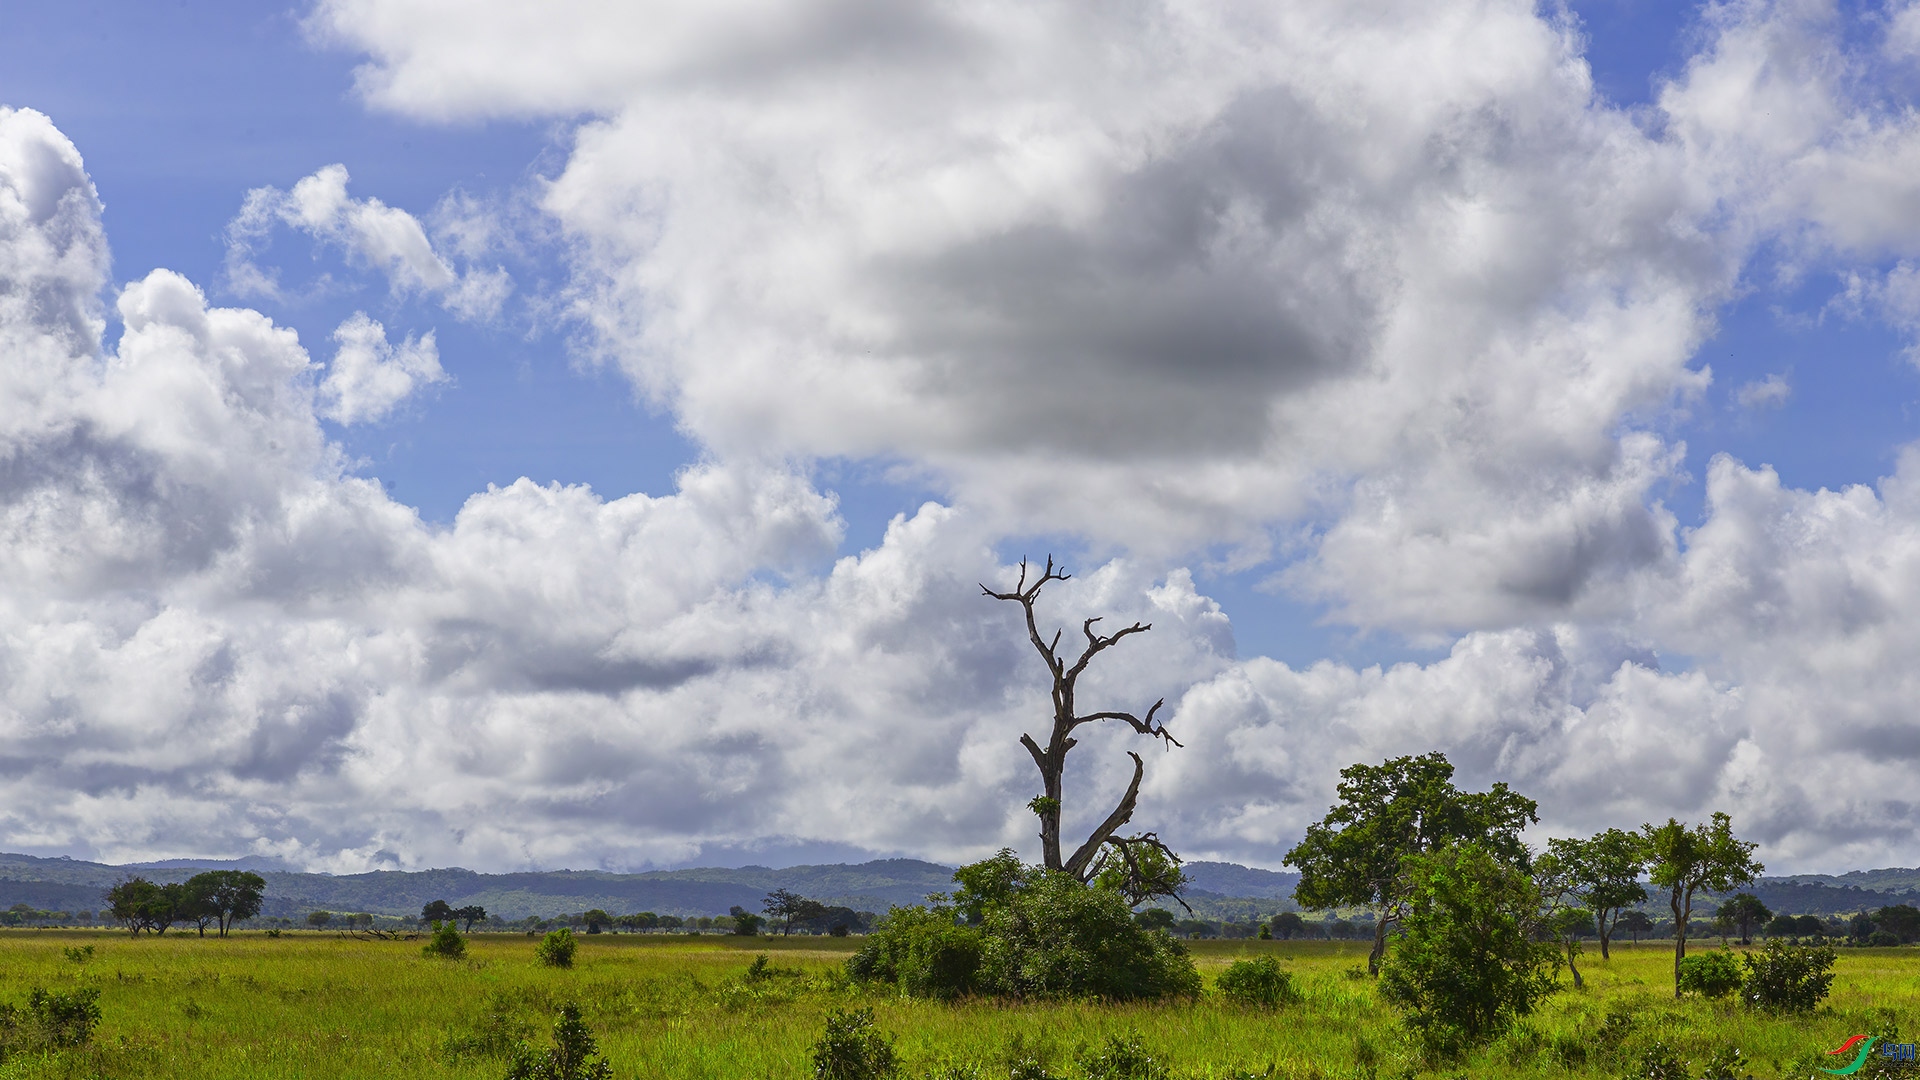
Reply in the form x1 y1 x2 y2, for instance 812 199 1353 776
1 851 1912 923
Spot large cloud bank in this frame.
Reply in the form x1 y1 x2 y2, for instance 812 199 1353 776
3 0 1920 872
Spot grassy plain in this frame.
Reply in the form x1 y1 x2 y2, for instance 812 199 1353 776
0 930 1916 1079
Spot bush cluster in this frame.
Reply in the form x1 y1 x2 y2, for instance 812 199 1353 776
848 856 1199 1001
504 1001 612 1080
810 1007 898 1080
537 927 578 968
1214 957 1300 1008
422 920 467 960
0 985 102 1058
1677 950 1743 998
1740 940 1836 1012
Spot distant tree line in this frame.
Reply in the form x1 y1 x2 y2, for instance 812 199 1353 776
103 872 264 937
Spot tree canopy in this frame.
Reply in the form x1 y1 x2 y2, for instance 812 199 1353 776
1283 752 1537 974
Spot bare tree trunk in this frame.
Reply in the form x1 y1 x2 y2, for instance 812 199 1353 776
1368 911 1390 976
1670 883 1689 998
1598 908 1611 960
985 557 1180 882
1567 943 1583 989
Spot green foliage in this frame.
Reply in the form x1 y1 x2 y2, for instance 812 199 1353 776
61 944 94 964
423 899 456 923
308 909 333 930
1214 956 1299 1008
809 1006 898 1080
978 869 1202 1001
1701 1045 1756 1080
1740 939 1836 1011
951 848 1027 925
1078 1033 1169 1080
183 869 266 936
1643 813 1763 995
580 909 611 934
1676 950 1743 998
423 920 467 960
1089 838 1188 907
1284 752 1538 972
1635 1040 1689 1080
1715 893 1772 944
536 927 577 968
1134 908 1176 933
0 985 102 1055
504 1002 613 1080
1545 828 1648 955
1378 842 1556 1054
846 905 985 999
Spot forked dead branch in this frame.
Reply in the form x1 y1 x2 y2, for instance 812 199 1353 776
982 556 1186 902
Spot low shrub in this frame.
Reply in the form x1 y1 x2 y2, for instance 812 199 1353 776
1215 956 1300 1008
1079 1033 1169 1080
422 920 466 960
61 944 93 964
1636 1040 1689 1080
504 1001 612 1080
847 906 985 999
978 870 1201 1001
1701 1045 1755 1080
536 927 577 969
0 986 102 1054
1677 950 1743 998
1741 940 1836 1012
810 1006 898 1080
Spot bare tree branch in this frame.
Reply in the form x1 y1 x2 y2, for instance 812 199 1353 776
1063 752 1145 879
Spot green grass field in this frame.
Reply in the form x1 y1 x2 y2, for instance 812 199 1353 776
0 930 1914 1079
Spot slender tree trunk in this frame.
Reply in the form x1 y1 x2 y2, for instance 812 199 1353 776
1368 911 1390 976
1567 942 1583 989
1598 908 1612 960
1670 883 1690 998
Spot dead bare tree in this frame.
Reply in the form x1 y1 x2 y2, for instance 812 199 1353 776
982 556 1186 898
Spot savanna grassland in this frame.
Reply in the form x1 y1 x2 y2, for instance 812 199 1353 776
0 930 1915 1079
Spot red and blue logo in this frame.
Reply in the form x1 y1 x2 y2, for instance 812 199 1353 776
1819 1035 1917 1074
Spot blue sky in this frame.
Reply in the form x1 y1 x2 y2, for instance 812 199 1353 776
5 0 1920 872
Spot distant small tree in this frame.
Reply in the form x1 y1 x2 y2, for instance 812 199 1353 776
1617 910 1654 944
1643 814 1763 998
1134 908 1177 933
453 905 486 932
1269 912 1308 939
762 889 826 936
729 906 765 936
536 927 578 968
421 899 455 924
104 877 176 936
618 912 659 932
422 921 466 959
580 910 611 935
307 910 333 931
1876 904 1920 943
1717 893 1771 945
177 871 264 937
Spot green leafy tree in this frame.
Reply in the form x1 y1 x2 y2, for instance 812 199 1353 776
1617 909 1654 944
104 877 181 936
1545 828 1647 960
422 899 455 924
728 906 764 936
978 869 1201 1000
1134 908 1177 933
1717 893 1771 945
1269 911 1308 939
1740 940 1836 1012
580 910 611 935
178 877 221 937
951 848 1026 925
983 557 1185 895
1378 842 1557 1055
184 871 265 937
453 904 487 932
1642 813 1763 998
1284 752 1538 974
1875 904 1920 943
761 890 827 936
306 910 333 931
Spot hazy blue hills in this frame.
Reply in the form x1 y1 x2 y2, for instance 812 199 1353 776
2 850 1916 922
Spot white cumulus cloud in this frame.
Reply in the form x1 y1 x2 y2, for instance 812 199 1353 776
319 312 445 425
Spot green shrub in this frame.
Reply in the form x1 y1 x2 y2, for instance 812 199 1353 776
1701 1045 1755 1080
504 1002 612 1080
978 870 1201 1001
1677 950 1743 998
536 927 577 968
809 1006 898 1080
422 920 467 960
1636 1041 1689 1080
0 986 102 1054
61 944 94 965
1215 956 1300 1008
1079 1033 1169 1080
1378 842 1556 1055
1741 940 1836 1012
847 905 985 999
